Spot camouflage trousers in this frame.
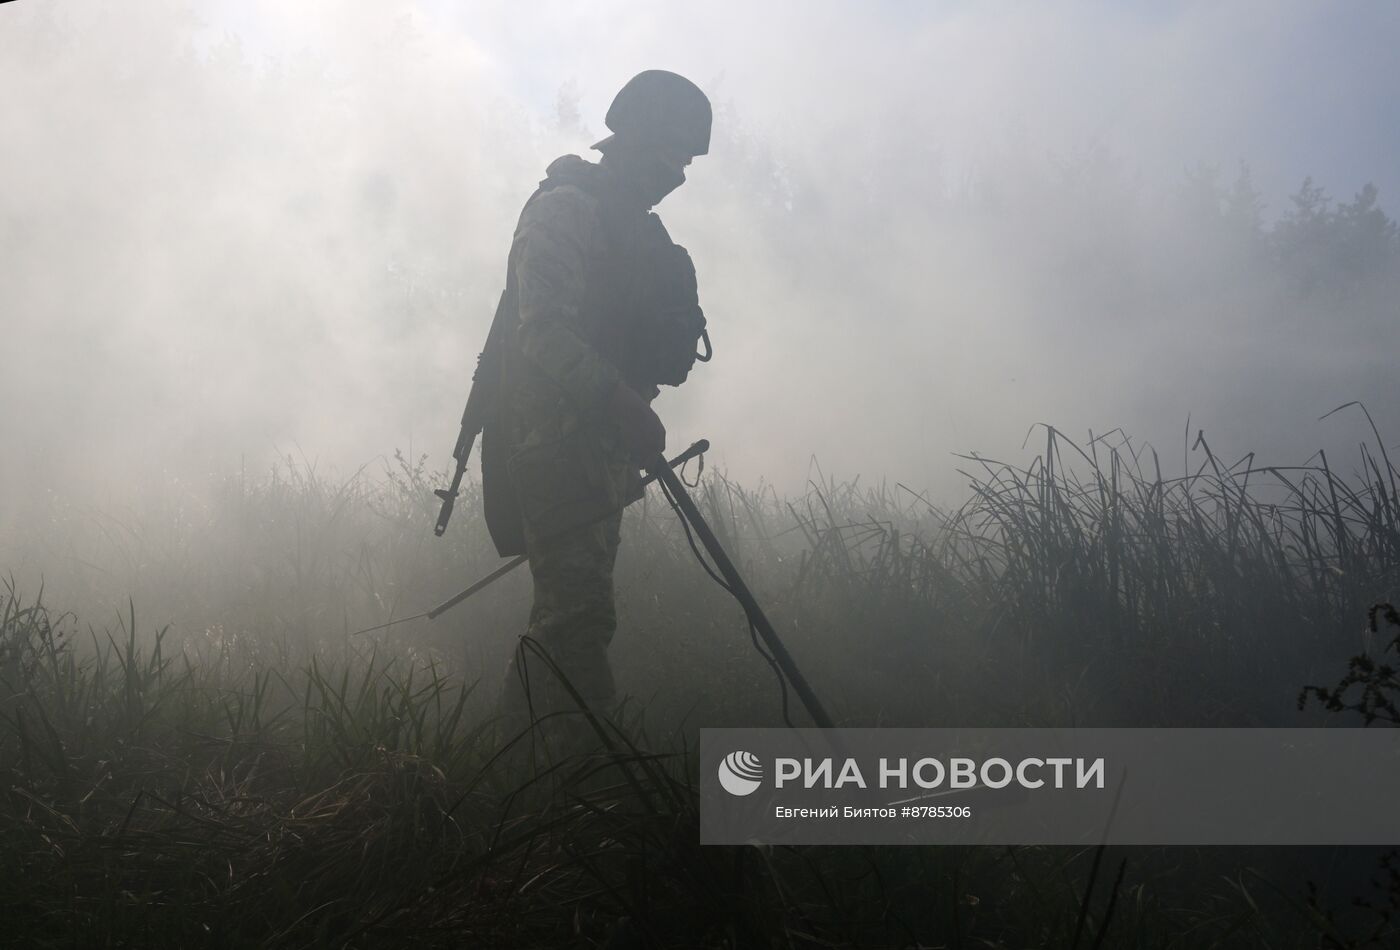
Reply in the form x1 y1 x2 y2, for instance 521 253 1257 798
499 504 623 729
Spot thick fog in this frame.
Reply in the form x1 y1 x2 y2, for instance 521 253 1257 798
4 0 1399 544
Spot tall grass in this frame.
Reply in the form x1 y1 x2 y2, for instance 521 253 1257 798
4 420 1399 946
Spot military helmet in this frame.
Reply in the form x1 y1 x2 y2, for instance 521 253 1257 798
592 70 711 157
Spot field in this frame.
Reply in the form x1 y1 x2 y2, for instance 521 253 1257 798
4 419 1400 948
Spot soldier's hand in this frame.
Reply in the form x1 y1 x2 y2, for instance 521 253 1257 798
609 381 666 463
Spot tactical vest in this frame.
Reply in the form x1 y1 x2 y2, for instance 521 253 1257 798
542 155 696 391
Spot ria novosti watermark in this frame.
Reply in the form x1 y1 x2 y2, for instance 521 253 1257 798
760 752 1104 792
700 728 1400 846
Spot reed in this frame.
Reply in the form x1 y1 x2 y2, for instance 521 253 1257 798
4 418 1398 946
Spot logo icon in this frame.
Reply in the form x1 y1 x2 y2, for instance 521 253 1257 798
718 751 764 796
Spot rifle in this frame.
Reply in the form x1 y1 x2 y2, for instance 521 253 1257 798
354 439 710 637
434 292 511 537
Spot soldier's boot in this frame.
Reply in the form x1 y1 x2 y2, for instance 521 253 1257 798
497 635 618 771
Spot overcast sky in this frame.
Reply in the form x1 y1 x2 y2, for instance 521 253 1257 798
4 0 1399 527
213 0 1400 211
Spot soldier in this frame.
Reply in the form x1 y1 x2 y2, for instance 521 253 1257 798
483 70 712 735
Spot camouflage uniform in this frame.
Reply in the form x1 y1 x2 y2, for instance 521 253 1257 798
492 155 679 722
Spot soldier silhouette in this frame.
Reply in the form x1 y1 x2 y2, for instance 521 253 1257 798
482 70 712 738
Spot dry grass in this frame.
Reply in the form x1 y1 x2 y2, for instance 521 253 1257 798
4 417 1400 947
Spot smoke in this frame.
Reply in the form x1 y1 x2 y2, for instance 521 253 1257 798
3 0 1398 546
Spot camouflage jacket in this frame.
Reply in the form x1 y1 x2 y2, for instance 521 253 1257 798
482 155 690 555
